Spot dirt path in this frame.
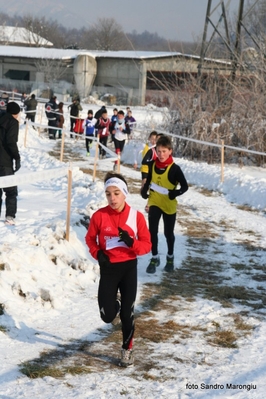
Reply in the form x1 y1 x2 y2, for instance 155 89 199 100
22 140 266 380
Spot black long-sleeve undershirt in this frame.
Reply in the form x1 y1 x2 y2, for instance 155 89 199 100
143 160 188 196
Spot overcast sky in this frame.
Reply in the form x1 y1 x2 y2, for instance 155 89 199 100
69 0 241 41
3 0 241 42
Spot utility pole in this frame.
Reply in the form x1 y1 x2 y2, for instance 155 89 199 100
198 0 263 80
197 0 266 112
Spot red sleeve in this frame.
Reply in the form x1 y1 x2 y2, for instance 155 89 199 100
85 212 100 260
131 211 151 256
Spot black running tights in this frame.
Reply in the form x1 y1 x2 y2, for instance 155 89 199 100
148 205 176 256
98 259 137 349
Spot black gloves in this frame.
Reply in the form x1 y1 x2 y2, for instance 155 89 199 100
118 227 134 247
15 159 21 172
97 250 110 267
168 189 179 200
141 187 149 199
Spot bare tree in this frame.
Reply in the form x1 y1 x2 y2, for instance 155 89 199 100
20 15 67 48
35 58 68 89
86 18 128 51
21 15 50 46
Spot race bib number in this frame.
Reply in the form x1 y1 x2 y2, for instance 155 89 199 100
106 237 127 249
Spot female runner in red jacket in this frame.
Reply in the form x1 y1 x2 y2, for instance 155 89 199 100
85 172 151 367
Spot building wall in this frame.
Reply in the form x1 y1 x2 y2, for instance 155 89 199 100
0 51 232 104
93 58 144 104
0 58 36 80
0 55 74 94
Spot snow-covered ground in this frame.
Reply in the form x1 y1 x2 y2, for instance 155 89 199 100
0 104 265 398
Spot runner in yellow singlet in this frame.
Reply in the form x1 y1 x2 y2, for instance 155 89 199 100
141 135 188 273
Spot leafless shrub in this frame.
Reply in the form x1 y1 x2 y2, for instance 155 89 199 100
149 55 266 166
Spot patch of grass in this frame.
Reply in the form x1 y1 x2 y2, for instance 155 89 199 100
0 263 5 270
20 341 115 379
20 361 91 379
135 316 192 343
20 362 65 379
207 329 238 348
231 314 254 333
49 142 84 163
231 262 252 272
203 284 266 309
178 204 192 218
236 204 259 213
252 263 266 270
235 238 263 249
0 303 4 315
196 187 216 197
179 219 219 239
219 218 235 229
142 372 158 381
252 274 266 282
0 325 7 333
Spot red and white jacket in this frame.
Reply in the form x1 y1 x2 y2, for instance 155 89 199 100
85 203 151 263
95 117 111 138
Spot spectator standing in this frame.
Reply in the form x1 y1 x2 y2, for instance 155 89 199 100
56 102 64 139
95 109 111 159
112 110 130 170
85 172 151 367
45 96 59 140
0 102 21 225
141 135 188 273
68 98 83 138
24 94 38 127
82 110 97 156
0 92 9 117
125 110 136 135
20 92 27 112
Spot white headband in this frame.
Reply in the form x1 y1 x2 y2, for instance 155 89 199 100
104 177 128 197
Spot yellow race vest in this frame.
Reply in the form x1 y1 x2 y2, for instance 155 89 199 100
140 144 156 174
148 163 177 214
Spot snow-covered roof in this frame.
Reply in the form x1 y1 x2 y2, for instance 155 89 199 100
0 26 53 47
0 46 187 60
0 45 231 65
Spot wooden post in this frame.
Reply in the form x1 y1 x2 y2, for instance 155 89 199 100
221 139 224 183
93 134 99 182
24 119 29 147
60 131 65 162
65 167 72 242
